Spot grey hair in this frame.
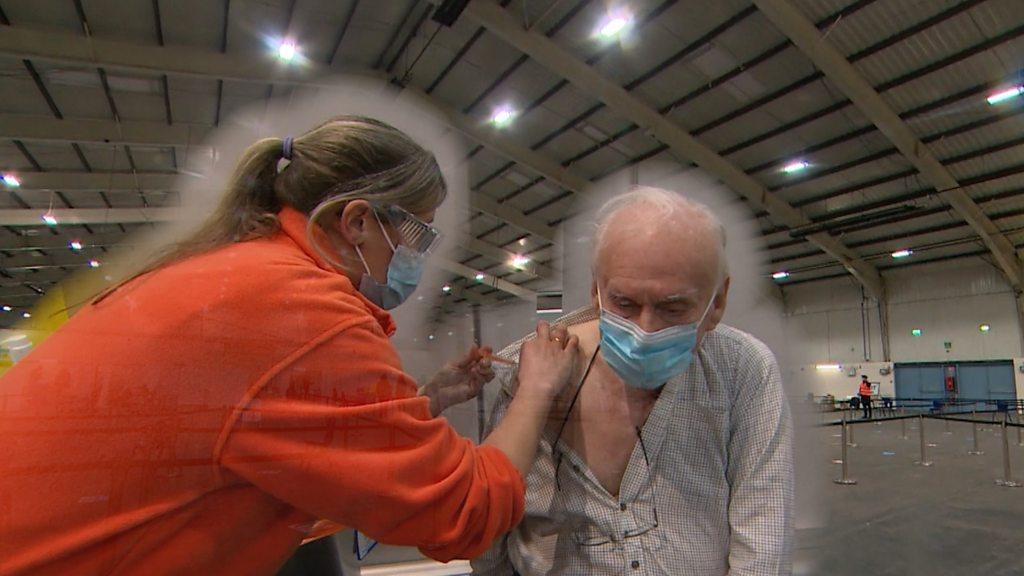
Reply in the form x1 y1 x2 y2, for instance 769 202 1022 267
592 185 729 278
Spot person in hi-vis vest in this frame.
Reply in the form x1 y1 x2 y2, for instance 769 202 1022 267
859 375 873 419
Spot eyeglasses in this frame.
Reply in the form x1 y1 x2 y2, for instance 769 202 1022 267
376 203 442 254
550 344 660 546
556 425 661 547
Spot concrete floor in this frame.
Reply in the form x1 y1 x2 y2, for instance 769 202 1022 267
796 416 1024 576
283 414 1024 575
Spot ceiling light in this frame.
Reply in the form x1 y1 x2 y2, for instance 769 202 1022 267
782 160 810 174
980 324 991 333
2 173 20 187
441 284 452 293
474 273 485 282
2 305 10 312
42 214 58 227
772 271 790 280
277 41 298 61
511 255 531 269
986 86 1024 105
816 364 842 372
89 260 101 268
538 308 564 314
891 249 913 259
427 334 435 341
911 328 923 337
22 312 31 318
598 15 630 38
69 240 83 251
491 106 517 127
518 238 527 246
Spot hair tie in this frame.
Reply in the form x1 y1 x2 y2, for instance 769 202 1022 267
277 137 294 174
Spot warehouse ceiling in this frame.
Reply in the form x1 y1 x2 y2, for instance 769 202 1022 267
0 0 1022 327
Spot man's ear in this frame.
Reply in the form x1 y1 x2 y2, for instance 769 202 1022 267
336 200 374 246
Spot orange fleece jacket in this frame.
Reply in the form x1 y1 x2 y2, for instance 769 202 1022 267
0 207 524 575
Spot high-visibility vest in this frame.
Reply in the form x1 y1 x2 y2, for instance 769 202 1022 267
859 381 872 396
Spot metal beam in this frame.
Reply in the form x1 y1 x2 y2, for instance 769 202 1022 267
15 171 181 192
455 233 555 279
0 27 571 245
0 24 364 86
0 208 179 227
0 232 132 252
0 250 119 270
464 0 885 298
0 114 211 149
402 86 590 194
436 259 536 301
753 0 1024 291
0 208 536 301
3 110 563 242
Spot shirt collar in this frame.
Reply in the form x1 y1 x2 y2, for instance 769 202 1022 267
277 206 397 336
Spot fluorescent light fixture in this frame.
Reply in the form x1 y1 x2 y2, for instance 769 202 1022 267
474 273 485 282
986 86 1024 105
598 15 630 38
782 160 810 174
491 106 517 127
538 308 563 314
772 271 790 280
911 328 923 337
89 260 101 268
22 312 31 318
511 255 531 269
2 305 10 312
277 41 297 61
816 364 842 372
2 173 20 187
891 249 913 259
69 240 83 251
42 214 57 226
441 284 452 293
980 324 991 333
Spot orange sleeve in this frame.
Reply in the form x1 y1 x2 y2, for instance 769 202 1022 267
217 318 525 562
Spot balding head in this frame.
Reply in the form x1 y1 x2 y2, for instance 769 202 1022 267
591 186 730 336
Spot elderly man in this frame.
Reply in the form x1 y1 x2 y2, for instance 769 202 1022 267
472 187 793 575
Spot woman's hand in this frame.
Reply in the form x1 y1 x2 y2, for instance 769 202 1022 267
483 322 579 476
516 322 579 403
419 346 496 417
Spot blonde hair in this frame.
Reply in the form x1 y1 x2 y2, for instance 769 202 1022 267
98 116 445 301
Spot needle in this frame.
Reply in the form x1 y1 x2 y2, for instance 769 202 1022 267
484 353 516 366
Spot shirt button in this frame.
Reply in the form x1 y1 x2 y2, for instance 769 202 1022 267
631 560 640 569
620 502 627 511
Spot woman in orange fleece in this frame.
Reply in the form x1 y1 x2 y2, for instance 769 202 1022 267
0 117 579 575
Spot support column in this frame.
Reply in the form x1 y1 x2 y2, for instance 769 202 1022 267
1015 291 1024 358
472 304 485 443
877 295 892 363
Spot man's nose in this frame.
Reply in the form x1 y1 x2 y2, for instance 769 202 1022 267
637 307 668 333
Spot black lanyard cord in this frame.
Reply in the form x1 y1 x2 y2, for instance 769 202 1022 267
553 343 601 490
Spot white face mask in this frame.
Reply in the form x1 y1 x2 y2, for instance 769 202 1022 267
596 285 716 390
353 211 425 310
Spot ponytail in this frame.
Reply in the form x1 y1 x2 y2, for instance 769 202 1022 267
94 115 446 303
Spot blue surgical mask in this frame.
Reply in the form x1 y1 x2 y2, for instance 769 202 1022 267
597 287 716 390
355 212 425 310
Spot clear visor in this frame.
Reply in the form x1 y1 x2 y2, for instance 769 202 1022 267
376 204 442 254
